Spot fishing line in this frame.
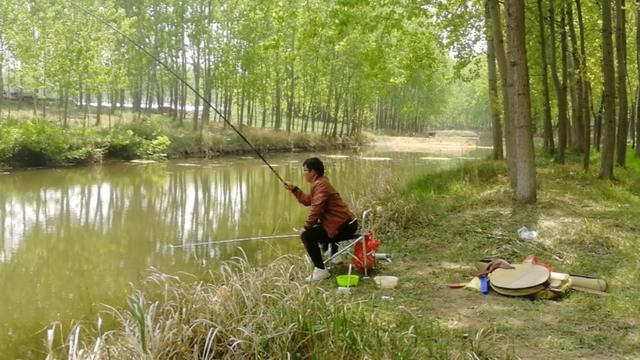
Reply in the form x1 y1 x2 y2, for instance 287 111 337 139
68 1 285 184
169 234 299 248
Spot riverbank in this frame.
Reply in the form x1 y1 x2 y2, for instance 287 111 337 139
44 151 640 358
0 116 365 169
370 152 640 358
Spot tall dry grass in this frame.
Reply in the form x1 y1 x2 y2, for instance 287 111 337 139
46 255 443 359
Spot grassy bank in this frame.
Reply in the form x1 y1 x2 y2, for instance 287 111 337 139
0 116 365 168
371 152 640 358
45 152 640 359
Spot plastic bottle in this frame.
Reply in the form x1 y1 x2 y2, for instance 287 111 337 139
480 275 489 295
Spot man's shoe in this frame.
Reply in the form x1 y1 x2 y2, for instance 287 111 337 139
305 267 331 282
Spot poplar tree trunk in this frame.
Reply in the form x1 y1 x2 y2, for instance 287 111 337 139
192 45 201 130
549 0 569 164
286 31 296 133
560 8 570 162
96 92 102 127
567 5 585 152
615 0 629 166
505 0 536 203
576 0 592 169
537 0 554 155
485 0 504 160
0 46 3 118
637 1 640 157
488 0 516 186
600 0 617 179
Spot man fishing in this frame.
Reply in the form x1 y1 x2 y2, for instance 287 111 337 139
284 157 358 281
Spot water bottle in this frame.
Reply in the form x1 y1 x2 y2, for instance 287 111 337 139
480 275 489 295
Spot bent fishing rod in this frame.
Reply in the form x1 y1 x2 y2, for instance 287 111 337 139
68 1 285 184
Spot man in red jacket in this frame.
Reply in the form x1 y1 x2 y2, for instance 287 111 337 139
284 157 358 281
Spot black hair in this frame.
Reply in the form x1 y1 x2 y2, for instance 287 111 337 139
303 157 324 177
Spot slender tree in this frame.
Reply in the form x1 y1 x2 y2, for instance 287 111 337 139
489 0 516 186
485 0 504 160
537 0 554 155
615 0 629 166
549 0 569 164
600 0 617 179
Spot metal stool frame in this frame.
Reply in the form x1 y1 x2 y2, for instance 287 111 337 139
323 209 374 277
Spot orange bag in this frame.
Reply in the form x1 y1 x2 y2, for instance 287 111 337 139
352 232 380 270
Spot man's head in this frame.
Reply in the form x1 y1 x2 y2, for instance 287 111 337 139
302 157 324 182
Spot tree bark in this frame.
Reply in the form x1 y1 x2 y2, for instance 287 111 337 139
548 0 569 164
488 0 516 186
505 0 536 203
637 0 640 158
576 0 592 170
567 4 586 152
485 0 504 160
600 0 617 179
96 92 102 127
615 0 629 166
537 0 554 155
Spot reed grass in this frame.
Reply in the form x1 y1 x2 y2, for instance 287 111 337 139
46 255 446 359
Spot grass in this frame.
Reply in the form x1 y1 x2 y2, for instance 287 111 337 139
44 150 640 359
369 150 640 358
45 255 448 359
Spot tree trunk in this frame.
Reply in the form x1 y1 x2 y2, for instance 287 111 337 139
0 46 4 118
489 0 516 186
636 0 640 157
567 4 586 152
286 31 296 133
63 88 69 127
96 92 102 126
574 0 592 169
505 0 536 203
615 0 629 166
192 45 201 130
537 0 554 155
600 0 617 179
549 0 567 163
275 63 282 131
595 92 604 151
485 0 504 160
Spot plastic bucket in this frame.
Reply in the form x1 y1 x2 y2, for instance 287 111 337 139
336 274 360 287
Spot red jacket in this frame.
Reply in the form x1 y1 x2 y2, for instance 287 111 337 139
292 176 355 238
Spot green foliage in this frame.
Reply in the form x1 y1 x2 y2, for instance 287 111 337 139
0 119 21 161
0 119 103 166
105 128 145 160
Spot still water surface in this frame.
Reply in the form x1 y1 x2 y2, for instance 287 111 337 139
0 145 483 358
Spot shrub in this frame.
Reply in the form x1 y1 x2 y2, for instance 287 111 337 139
14 119 71 165
0 121 20 162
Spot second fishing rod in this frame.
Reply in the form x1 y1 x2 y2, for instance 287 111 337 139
68 1 285 184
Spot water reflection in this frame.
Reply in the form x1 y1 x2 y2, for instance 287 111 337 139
0 148 484 357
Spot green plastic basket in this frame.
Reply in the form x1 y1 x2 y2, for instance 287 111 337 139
336 274 360 287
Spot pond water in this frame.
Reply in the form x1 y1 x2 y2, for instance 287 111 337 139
0 142 485 358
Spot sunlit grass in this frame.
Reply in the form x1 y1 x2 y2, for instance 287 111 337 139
372 153 640 357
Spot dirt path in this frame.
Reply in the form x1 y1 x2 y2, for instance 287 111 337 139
371 132 488 155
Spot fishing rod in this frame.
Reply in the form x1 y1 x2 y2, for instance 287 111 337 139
68 1 285 184
169 234 299 248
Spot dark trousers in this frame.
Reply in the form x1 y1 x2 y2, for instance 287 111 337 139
301 219 358 269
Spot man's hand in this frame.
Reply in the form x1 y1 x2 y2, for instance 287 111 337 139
283 181 296 191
